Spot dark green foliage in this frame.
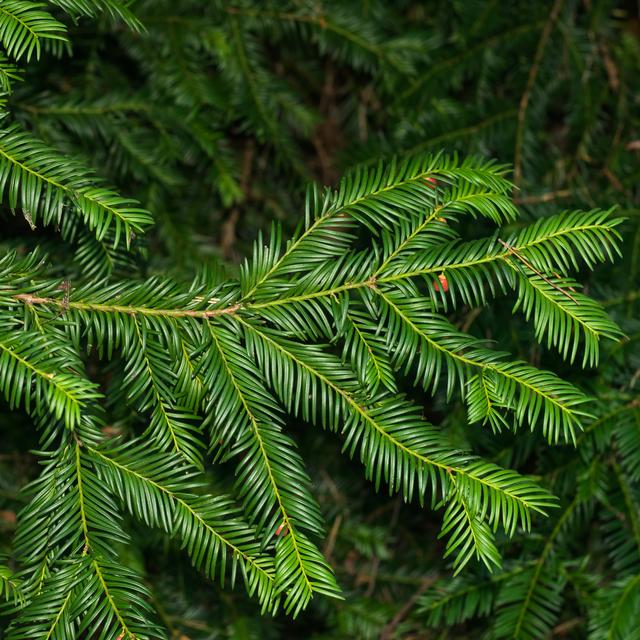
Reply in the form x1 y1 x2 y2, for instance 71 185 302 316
0 1 638 638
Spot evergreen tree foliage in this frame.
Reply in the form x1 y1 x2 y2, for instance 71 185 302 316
0 0 638 638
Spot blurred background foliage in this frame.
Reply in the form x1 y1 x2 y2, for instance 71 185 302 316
1 0 639 637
